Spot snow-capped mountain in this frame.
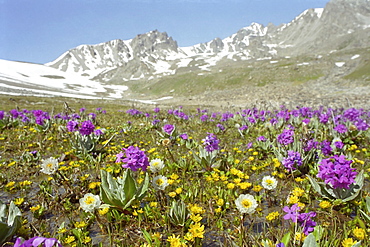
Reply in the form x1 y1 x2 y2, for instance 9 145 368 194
46 0 370 83
0 59 128 99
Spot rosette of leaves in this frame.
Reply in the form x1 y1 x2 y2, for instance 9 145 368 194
0 201 22 245
100 169 149 212
168 200 189 226
72 132 96 154
307 170 364 202
193 146 221 171
360 196 370 224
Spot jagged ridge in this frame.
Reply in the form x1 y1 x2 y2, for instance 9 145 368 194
46 0 370 83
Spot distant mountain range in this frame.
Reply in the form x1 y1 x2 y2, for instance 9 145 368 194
1 0 370 106
46 0 370 83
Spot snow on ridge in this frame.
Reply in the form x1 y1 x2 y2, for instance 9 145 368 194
0 59 128 99
314 8 324 18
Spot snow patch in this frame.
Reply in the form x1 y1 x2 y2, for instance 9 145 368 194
335 62 345 67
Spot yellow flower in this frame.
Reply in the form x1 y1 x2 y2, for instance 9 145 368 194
169 192 177 198
230 168 239 175
352 227 366 240
170 173 179 180
58 227 67 234
150 202 158 208
152 232 161 239
88 182 101 189
319 200 331 209
238 182 252 190
188 222 205 238
5 181 16 190
14 198 24 205
167 234 185 247
83 236 92 244
227 183 235 189
74 221 87 228
266 211 280 221
98 206 109 216
188 204 205 214
287 195 300 204
64 236 75 244
137 209 144 214
190 214 202 222
295 232 306 242
342 238 357 247
30 205 41 212
184 232 194 242
292 187 305 197
252 185 263 192
19 180 32 187
175 187 183 194
214 207 222 213
216 198 224 207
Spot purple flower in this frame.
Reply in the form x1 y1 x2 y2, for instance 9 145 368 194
153 107 160 113
0 110 4 120
116 146 149 171
152 119 160 126
334 124 348 134
203 133 220 152
320 140 332 156
343 108 361 121
276 244 285 247
126 109 142 116
283 204 300 222
302 118 310 125
179 133 188 140
217 123 225 131
80 107 86 112
66 120 79 132
88 113 97 119
163 124 175 135
200 114 209 122
9 109 20 118
79 120 95 136
282 150 302 172
317 155 357 189
35 117 45 126
257 136 266 142
14 236 62 247
298 211 317 235
334 141 344 149
94 129 104 136
303 139 319 152
283 204 317 235
277 128 294 146
239 125 248 131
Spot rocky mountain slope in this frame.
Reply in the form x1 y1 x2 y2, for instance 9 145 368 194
46 0 370 85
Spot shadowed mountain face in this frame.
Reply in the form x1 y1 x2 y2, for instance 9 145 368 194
45 0 370 83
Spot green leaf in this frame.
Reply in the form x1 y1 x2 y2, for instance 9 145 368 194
360 209 370 223
281 232 291 247
123 169 136 204
302 233 318 247
365 196 370 213
352 241 361 247
142 229 152 244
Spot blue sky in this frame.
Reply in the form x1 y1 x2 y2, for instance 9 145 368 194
0 0 329 64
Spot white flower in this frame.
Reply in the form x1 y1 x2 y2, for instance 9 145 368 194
152 175 169 190
235 194 258 214
79 193 101 213
149 158 165 173
261 176 278 190
40 157 59 175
